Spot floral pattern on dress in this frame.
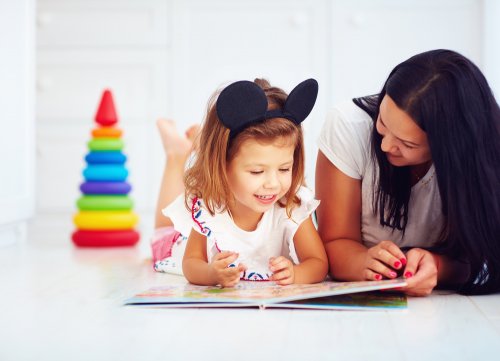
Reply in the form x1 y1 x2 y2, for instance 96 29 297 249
191 197 212 237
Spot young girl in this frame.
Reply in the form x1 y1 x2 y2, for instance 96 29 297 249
153 78 328 287
316 49 500 296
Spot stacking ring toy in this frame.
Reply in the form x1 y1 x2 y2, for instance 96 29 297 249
77 195 133 211
88 138 124 151
73 211 139 230
91 127 123 138
85 151 127 164
83 165 128 181
72 230 139 247
80 181 131 195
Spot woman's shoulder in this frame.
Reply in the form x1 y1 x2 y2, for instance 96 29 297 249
326 99 373 127
318 100 373 179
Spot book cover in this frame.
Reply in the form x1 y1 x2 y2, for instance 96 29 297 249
125 279 407 310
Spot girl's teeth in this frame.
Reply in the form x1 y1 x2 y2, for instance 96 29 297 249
257 195 273 199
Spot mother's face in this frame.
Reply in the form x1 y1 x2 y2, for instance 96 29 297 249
376 95 431 167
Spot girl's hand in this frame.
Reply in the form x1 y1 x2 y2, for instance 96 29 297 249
269 256 295 285
209 251 246 288
364 240 407 281
400 248 438 296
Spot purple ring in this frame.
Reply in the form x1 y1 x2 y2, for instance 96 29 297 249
80 181 132 195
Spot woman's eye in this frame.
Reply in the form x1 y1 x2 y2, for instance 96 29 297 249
279 168 291 173
249 171 263 175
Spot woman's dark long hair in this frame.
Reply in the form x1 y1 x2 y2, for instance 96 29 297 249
354 49 500 294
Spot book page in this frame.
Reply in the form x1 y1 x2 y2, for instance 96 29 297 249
125 279 407 307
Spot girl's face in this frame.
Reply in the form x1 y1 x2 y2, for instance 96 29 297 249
226 137 294 217
376 95 431 167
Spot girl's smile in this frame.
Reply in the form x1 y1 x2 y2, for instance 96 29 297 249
254 194 277 204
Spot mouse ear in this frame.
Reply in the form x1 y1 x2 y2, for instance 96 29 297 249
216 81 268 134
282 79 318 124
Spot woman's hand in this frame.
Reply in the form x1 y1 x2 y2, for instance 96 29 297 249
269 256 295 285
400 248 439 296
364 240 407 280
209 251 246 288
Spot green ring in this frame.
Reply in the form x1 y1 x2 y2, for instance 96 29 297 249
88 138 124 151
77 195 133 210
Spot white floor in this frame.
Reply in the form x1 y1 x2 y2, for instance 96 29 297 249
1 215 500 361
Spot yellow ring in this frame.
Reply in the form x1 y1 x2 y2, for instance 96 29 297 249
73 211 139 230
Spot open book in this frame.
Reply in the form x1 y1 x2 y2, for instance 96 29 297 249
125 279 407 310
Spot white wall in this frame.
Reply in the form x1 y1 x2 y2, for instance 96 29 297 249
0 0 35 246
483 0 500 99
33 0 494 228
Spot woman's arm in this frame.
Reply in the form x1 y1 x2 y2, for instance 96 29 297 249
315 150 367 280
182 230 244 287
290 216 329 284
315 151 406 281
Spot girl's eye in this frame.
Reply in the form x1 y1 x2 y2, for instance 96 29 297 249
279 168 291 173
402 143 416 149
249 171 263 175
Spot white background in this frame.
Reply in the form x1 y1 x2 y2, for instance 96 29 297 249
1 0 500 243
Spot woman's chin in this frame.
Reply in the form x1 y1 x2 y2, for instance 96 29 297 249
386 154 406 166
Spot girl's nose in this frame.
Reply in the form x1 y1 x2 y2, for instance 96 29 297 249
263 172 279 188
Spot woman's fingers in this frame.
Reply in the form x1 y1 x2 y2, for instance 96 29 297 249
377 240 407 267
367 258 399 279
364 268 383 281
400 249 438 296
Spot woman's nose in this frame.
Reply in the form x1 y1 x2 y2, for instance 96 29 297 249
380 135 397 153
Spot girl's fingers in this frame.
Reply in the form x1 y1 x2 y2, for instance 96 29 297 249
271 269 291 282
213 251 233 261
275 277 293 286
213 252 239 268
269 257 290 273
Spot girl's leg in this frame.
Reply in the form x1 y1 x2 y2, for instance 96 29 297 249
154 119 200 228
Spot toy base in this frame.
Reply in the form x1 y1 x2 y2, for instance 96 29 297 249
72 230 140 247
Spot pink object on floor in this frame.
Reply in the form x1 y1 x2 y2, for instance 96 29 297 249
151 226 181 264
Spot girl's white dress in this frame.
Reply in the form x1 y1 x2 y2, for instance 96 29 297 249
155 186 319 281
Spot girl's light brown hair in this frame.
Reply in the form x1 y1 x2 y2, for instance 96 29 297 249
184 78 305 218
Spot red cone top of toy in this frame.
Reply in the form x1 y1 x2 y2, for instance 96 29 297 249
95 89 118 126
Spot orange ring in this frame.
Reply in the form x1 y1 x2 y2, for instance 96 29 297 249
92 127 123 138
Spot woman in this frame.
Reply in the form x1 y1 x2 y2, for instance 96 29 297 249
316 49 500 296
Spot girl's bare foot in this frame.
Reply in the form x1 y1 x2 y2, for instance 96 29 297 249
156 119 195 157
185 124 201 152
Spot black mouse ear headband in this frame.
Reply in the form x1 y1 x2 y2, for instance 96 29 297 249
216 78 318 138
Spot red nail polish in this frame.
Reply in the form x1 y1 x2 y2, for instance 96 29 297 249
404 271 413 278
394 261 401 268
401 258 407 266
389 271 397 278
374 274 382 280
